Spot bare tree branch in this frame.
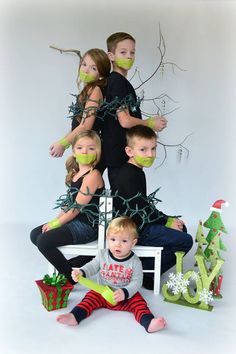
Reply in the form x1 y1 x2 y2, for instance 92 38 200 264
140 106 180 118
134 23 185 89
155 133 193 168
143 93 178 103
49 45 82 59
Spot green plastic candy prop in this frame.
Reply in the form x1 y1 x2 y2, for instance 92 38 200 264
79 276 117 306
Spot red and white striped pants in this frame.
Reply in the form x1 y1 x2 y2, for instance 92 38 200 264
71 290 154 330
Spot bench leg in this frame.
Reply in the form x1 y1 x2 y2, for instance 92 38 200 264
48 262 56 276
153 251 162 295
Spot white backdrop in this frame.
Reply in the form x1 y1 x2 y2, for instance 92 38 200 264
1 0 235 235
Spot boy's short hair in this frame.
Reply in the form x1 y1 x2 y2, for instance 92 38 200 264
126 125 157 147
106 32 136 53
106 216 138 240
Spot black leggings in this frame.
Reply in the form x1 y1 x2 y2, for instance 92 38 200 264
30 224 76 284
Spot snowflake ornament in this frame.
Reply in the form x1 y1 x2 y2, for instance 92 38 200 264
166 272 190 295
190 271 200 281
199 288 214 305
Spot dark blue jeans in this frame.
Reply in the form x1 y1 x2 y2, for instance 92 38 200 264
139 224 193 275
30 220 97 284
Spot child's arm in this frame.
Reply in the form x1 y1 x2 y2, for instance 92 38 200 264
50 86 103 157
113 288 126 302
117 108 167 132
49 131 72 158
165 217 185 231
79 252 101 278
114 256 143 301
71 269 83 283
71 252 101 282
42 169 103 232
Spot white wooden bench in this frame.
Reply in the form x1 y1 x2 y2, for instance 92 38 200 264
48 195 163 294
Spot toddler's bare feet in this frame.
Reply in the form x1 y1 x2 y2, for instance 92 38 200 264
147 317 166 333
57 313 78 326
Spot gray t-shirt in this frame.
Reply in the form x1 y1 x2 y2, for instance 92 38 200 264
80 249 143 298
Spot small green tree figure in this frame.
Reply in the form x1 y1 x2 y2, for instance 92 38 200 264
203 199 229 298
195 220 207 257
194 220 207 267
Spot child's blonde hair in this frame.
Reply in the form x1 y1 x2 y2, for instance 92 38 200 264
106 216 138 240
106 32 135 53
65 130 101 185
126 125 157 148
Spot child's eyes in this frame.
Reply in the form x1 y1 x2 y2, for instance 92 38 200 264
81 63 97 72
139 147 156 152
119 51 135 56
89 147 95 151
122 240 128 243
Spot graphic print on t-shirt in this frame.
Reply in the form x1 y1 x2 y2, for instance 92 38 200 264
100 262 133 285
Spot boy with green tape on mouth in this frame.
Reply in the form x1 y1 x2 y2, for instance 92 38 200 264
112 125 193 290
100 32 168 189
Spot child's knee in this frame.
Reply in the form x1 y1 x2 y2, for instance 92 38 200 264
37 237 49 253
30 228 39 245
185 233 193 251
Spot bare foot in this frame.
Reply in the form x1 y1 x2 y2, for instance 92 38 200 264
147 317 167 333
57 313 78 326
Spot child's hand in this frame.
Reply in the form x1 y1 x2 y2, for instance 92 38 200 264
113 289 125 302
71 269 82 283
49 142 65 158
42 223 51 233
171 218 184 231
154 116 168 132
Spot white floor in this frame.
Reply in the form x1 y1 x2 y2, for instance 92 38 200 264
1 224 235 354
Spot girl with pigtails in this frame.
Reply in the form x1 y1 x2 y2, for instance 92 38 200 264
30 130 104 285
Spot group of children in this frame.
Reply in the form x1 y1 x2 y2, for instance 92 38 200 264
30 32 193 333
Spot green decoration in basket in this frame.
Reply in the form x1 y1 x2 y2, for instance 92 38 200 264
79 276 117 306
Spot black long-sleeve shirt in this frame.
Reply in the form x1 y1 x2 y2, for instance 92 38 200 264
112 163 168 232
101 72 142 167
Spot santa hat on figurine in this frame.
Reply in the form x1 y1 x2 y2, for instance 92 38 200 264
210 200 229 213
204 199 228 234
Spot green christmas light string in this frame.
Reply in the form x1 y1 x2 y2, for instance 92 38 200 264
68 93 142 123
54 187 180 231
68 92 191 167
54 187 108 227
